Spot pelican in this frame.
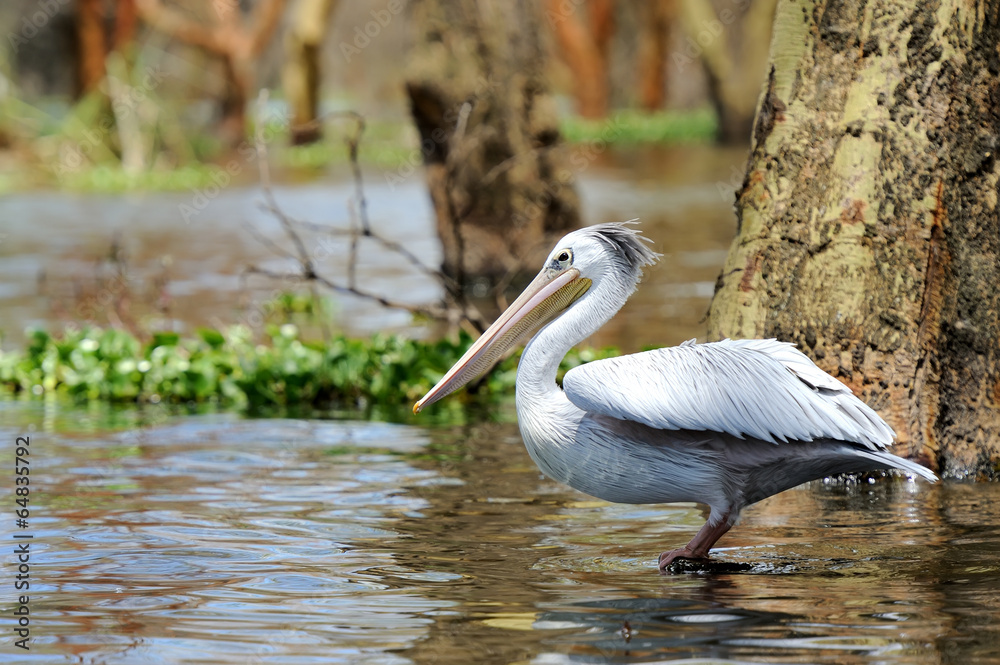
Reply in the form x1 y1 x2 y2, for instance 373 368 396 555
414 222 937 572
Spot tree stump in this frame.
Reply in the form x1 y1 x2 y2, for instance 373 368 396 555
404 0 581 302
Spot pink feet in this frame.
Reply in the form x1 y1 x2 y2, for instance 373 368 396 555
658 547 708 572
658 511 734 573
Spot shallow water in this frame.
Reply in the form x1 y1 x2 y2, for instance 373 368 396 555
3 402 999 664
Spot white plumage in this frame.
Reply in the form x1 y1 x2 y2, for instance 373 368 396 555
563 338 895 448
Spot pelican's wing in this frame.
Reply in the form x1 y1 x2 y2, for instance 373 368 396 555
562 338 895 450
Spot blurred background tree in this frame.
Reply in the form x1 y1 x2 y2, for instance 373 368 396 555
135 0 287 144
0 0 778 325
282 0 339 145
545 0 613 119
545 0 775 140
405 0 581 301
1 0 774 173
677 0 775 143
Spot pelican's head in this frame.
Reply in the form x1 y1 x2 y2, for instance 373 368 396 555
413 222 659 413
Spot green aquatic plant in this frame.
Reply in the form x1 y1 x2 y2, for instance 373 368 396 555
560 108 718 145
0 325 620 417
1 106 719 194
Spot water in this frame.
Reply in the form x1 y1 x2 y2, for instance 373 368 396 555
2 403 999 664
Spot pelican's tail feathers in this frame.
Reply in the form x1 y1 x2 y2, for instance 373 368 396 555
855 449 938 483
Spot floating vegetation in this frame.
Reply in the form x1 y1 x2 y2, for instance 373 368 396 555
0 325 619 418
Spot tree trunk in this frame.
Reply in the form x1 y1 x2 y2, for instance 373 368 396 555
637 0 674 111
589 0 616 69
545 0 609 119
405 0 581 298
219 54 253 145
113 0 138 50
707 0 1000 478
282 0 338 145
677 0 774 143
77 0 108 95
136 0 287 143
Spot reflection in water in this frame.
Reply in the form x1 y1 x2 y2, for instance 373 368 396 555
1 407 998 663
394 425 988 665
535 597 789 663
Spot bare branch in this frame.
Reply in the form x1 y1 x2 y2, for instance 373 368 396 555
244 96 489 332
347 197 360 290
481 146 544 187
435 100 492 333
138 0 287 58
453 101 472 145
286 218 453 289
254 90 317 279
136 0 228 55
236 92 510 340
242 217 297 261
249 0 288 56
338 111 371 235
243 265 448 321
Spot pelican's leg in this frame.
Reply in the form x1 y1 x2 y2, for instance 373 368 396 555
658 513 732 572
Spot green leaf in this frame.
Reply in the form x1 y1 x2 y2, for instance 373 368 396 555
198 328 225 349
151 331 180 347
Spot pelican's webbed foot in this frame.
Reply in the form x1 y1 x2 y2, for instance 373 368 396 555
658 513 734 574
658 548 708 573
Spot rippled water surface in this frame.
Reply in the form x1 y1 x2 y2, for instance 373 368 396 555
3 401 999 664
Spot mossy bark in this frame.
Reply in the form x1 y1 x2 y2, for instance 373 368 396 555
707 0 1000 478
405 0 581 294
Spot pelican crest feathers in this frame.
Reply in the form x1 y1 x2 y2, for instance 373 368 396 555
579 221 661 278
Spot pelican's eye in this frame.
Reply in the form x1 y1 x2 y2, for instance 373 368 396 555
553 249 573 267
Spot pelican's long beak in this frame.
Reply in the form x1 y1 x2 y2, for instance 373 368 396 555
413 267 591 413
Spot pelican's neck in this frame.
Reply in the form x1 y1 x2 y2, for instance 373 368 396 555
516 277 633 403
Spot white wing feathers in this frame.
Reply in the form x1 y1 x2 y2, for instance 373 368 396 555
562 339 895 450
